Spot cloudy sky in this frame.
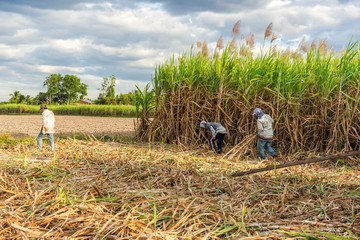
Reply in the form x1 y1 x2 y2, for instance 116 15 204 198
1 0 359 102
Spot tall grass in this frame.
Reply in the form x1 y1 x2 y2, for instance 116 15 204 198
137 24 360 153
0 104 137 117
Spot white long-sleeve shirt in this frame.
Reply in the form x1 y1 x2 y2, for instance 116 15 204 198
42 109 55 134
257 114 274 139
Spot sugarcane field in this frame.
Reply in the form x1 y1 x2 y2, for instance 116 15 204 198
1 22 360 239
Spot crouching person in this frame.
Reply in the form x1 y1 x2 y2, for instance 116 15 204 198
200 121 227 154
253 108 278 160
37 104 55 152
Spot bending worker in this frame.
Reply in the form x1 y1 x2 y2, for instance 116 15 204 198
200 121 227 154
253 108 278 159
37 104 56 152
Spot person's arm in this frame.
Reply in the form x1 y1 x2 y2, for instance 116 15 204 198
269 115 274 124
208 126 216 138
43 111 51 132
257 120 264 133
40 112 45 133
42 112 46 126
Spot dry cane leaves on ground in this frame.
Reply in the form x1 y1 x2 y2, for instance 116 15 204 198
0 138 359 239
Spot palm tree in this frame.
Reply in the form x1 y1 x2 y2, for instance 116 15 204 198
9 91 21 103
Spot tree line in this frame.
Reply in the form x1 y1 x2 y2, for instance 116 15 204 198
95 75 136 105
6 74 137 105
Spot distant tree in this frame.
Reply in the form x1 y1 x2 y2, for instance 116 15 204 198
95 96 117 105
35 92 48 104
25 95 36 105
99 75 116 98
45 74 87 104
19 95 26 103
9 91 25 103
59 74 87 104
43 73 61 104
116 91 137 105
9 91 19 103
97 75 117 105
94 97 105 105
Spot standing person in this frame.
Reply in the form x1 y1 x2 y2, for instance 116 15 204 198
200 121 227 154
37 104 55 152
253 108 278 160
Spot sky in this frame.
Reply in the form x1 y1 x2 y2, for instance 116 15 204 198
0 0 359 102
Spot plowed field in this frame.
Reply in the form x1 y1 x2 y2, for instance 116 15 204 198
0 115 136 137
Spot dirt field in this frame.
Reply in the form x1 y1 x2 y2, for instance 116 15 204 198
0 115 136 138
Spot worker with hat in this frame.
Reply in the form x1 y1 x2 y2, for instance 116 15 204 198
37 104 55 151
253 108 278 159
200 121 227 154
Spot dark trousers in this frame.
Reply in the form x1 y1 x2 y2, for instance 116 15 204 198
209 133 225 154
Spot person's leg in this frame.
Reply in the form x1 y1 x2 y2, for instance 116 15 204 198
48 133 55 151
37 131 44 150
257 139 266 159
264 141 276 156
209 137 216 152
216 133 225 154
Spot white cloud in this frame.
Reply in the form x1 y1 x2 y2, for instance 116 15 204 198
46 38 90 53
91 43 159 58
0 43 34 59
34 65 84 74
343 4 360 18
125 58 159 68
266 0 291 8
116 79 150 93
14 28 39 38
0 11 30 29
90 6 205 43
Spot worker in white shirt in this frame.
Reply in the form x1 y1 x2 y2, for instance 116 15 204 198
253 108 278 159
37 104 55 151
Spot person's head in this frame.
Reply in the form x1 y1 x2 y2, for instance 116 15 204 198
40 104 47 111
200 121 207 128
253 108 264 119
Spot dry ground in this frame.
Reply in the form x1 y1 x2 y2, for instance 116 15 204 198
0 138 359 239
0 115 359 239
0 115 136 138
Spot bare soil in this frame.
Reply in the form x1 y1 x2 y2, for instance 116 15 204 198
0 115 136 138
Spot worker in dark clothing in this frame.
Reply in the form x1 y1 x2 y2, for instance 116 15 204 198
200 121 227 154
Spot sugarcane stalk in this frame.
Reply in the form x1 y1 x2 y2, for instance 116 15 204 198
231 151 360 177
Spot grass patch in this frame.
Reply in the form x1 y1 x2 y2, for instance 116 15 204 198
0 133 33 149
0 104 137 117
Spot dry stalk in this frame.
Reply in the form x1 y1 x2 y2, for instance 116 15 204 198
2 120 359 239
